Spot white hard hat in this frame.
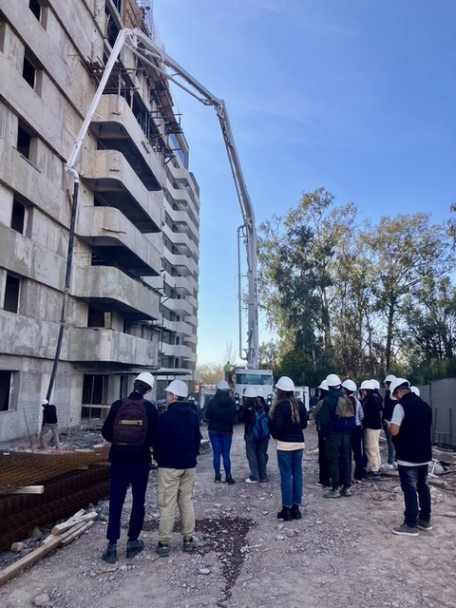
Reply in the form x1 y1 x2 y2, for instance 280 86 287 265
389 377 410 400
341 379 357 393
244 386 257 398
410 386 420 396
360 380 375 391
275 376 295 392
318 380 329 391
134 372 155 389
384 374 396 384
41 398 49 405
165 379 188 398
326 373 341 387
216 380 230 391
370 379 380 390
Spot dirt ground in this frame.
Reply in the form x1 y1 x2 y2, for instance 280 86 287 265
0 421 455 608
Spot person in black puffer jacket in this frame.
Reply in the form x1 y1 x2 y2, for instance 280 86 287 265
205 380 237 484
268 376 307 521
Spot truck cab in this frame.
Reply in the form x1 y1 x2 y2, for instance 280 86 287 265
234 368 274 419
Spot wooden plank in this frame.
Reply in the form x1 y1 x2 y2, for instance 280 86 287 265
9 485 44 495
0 535 62 586
60 520 94 546
51 512 97 535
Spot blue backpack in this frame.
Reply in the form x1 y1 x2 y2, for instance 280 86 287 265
253 411 270 441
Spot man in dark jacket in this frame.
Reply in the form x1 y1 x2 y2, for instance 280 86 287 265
101 372 158 563
386 378 432 536
319 373 352 499
155 379 201 558
39 399 60 449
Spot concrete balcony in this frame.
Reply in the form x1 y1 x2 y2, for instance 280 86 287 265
0 223 65 290
166 206 199 237
160 342 193 360
0 312 59 359
183 332 198 346
162 271 193 296
77 206 161 277
66 327 158 365
165 252 198 276
91 95 165 191
162 223 199 258
163 297 193 317
72 266 160 321
167 163 200 210
80 150 163 232
166 180 199 224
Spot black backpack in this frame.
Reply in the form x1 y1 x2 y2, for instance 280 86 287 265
112 398 148 448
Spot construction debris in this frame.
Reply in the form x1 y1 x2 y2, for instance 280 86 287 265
0 509 97 586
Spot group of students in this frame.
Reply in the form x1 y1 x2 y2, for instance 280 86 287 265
312 373 433 535
100 369 432 562
205 376 308 522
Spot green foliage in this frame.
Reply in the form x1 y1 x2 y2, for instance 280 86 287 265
257 187 455 384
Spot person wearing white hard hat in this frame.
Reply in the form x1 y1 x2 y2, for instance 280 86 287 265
39 398 60 450
359 380 383 478
342 380 364 483
381 375 397 470
312 380 331 488
268 376 308 521
154 379 201 557
319 374 353 498
385 378 432 536
243 387 269 483
101 371 158 564
205 380 237 484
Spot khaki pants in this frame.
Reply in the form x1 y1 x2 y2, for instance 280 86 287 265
364 428 381 473
157 467 196 544
40 424 60 448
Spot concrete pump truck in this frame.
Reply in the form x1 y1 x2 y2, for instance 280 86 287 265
62 27 274 409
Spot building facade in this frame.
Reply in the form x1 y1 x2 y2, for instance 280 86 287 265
0 0 199 442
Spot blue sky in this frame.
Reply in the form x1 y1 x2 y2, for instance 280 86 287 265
152 0 456 366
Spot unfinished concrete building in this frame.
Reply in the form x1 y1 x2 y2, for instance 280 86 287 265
0 0 199 443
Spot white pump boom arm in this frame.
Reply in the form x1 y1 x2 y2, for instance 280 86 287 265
66 28 259 368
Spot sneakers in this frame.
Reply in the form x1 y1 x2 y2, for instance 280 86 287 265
102 543 117 564
290 505 302 520
245 477 258 484
392 523 419 536
381 463 395 471
225 476 236 485
214 474 222 483
340 487 352 497
126 539 144 559
183 537 196 552
417 519 433 531
277 506 292 521
259 478 269 482
156 542 170 557
324 489 341 499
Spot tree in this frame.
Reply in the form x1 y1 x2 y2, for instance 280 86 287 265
365 213 452 370
197 363 224 386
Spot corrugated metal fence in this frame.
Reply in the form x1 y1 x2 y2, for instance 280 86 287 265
418 378 456 448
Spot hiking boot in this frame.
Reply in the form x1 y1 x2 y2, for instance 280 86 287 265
324 489 341 499
290 505 302 520
340 487 352 497
417 519 433 531
102 543 117 564
183 537 196 552
126 539 144 559
277 507 292 521
392 523 419 536
156 542 170 557
245 477 258 484
225 476 236 485
214 474 222 483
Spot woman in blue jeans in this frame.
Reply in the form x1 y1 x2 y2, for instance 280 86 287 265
268 376 308 521
205 380 237 484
